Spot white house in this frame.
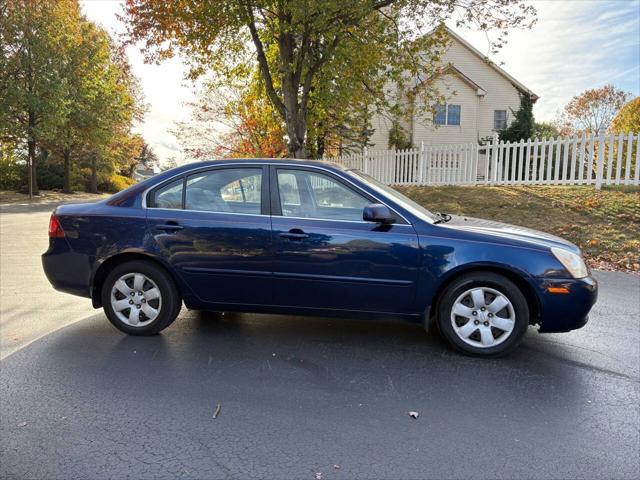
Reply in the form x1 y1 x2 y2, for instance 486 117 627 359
368 27 539 149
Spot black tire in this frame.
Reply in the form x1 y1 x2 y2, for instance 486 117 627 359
101 260 182 335
436 271 529 357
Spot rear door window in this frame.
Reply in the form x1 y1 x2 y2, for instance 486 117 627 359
152 178 184 209
185 168 263 214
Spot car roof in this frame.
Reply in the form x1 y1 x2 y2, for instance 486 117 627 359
181 158 345 170
157 158 348 181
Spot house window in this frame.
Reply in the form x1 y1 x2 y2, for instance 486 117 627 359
494 110 507 130
434 104 446 125
447 105 461 125
434 104 461 126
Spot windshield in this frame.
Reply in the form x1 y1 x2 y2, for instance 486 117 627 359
347 170 438 223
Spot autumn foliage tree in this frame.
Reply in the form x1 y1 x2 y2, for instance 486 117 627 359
1 0 145 194
611 97 640 135
0 0 72 196
174 77 287 160
45 18 143 192
123 0 536 158
611 97 640 168
555 84 631 136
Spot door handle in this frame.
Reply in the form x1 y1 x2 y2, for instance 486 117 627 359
154 223 183 232
279 228 309 241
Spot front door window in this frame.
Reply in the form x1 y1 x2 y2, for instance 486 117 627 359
276 169 370 222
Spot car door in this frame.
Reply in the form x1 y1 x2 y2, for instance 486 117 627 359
146 165 273 306
270 165 420 314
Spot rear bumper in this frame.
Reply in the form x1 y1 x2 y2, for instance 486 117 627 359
535 275 598 333
42 238 92 299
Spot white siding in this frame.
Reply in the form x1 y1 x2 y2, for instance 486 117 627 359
440 37 522 141
369 113 393 149
413 74 479 145
366 31 528 149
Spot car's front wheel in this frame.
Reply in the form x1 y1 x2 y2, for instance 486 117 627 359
437 272 529 357
102 260 182 335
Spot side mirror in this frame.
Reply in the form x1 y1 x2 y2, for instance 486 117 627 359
363 203 395 224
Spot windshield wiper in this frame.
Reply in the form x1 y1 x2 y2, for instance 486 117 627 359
433 212 452 224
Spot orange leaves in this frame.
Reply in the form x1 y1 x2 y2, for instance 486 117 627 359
557 84 631 135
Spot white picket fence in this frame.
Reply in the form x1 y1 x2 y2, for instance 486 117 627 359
327 132 640 189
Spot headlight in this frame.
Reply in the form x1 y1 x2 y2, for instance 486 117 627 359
551 247 589 279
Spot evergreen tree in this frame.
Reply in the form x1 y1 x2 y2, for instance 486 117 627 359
499 93 535 142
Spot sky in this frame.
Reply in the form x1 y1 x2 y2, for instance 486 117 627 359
81 0 640 165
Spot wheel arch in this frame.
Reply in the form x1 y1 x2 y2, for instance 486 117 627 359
426 263 541 331
91 252 182 308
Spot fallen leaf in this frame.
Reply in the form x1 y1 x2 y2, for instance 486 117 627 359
212 403 222 419
408 411 419 419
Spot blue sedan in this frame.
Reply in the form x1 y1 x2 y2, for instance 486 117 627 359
42 159 597 356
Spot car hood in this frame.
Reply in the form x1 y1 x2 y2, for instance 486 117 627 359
439 215 580 253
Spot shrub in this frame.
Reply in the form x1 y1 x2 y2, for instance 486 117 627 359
15 153 64 192
388 121 412 150
35 158 64 190
99 173 136 193
0 150 24 190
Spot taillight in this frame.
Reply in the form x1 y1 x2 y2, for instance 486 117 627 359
48 213 65 238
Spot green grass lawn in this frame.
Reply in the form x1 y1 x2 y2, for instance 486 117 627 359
397 185 640 273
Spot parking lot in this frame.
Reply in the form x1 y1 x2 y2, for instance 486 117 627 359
1 200 639 479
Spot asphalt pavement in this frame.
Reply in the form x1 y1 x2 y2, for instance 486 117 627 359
0 197 105 359
1 199 639 479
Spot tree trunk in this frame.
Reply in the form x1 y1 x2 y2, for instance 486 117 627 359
288 137 307 158
63 149 71 193
282 88 307 158
278 23 308 159
89 154 98 193
27 139 35 198
27 111 39 197
316 133 326 159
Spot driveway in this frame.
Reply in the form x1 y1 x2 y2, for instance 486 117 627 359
0 195 106 359
1 199 639 479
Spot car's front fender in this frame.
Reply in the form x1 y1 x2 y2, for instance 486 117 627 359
415 234 560 315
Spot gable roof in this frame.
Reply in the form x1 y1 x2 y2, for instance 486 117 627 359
443 26 539 102
428 64 487 97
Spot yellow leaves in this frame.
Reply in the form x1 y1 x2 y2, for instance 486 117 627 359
583 197 601 211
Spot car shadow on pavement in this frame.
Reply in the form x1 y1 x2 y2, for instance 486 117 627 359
7 310 592 399
2 310 638 480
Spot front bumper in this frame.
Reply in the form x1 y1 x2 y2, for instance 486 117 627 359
535 275 598 333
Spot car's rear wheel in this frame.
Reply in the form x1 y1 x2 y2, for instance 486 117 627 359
437 272 529 357
102 260 181 335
